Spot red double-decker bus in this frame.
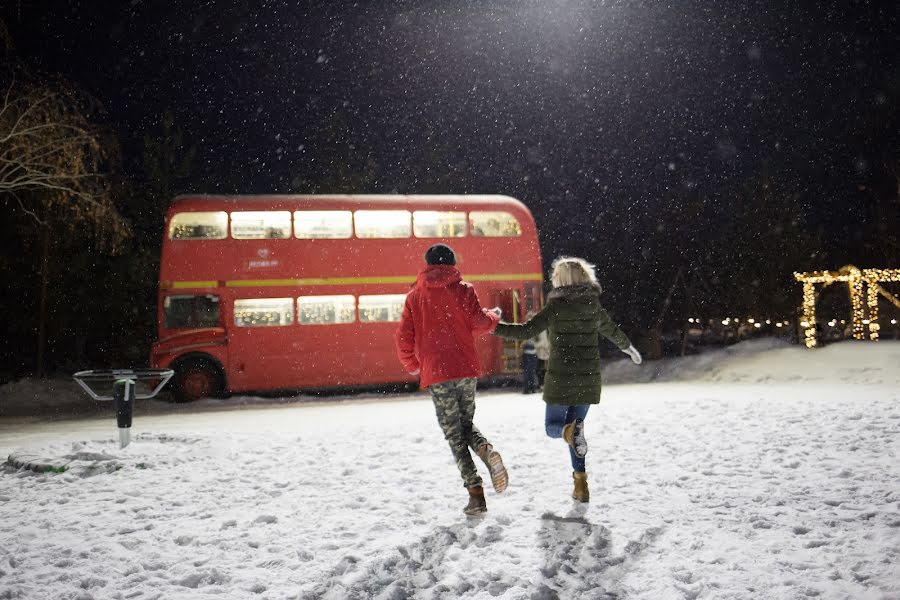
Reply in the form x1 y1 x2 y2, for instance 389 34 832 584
150 195 543 401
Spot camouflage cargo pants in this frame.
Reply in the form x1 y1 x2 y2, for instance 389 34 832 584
430 377 488 489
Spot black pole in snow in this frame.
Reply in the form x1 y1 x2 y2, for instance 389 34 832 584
73 369 173 449
113 378 135 448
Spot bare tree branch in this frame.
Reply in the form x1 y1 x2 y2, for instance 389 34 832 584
8 190 46 225
0 75 129 250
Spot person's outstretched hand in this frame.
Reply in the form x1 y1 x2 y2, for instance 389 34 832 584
623 344 642 365
488 307 502 318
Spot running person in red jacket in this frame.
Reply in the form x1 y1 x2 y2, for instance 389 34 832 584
395 244 509 515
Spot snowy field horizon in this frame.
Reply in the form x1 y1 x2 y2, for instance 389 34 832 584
1 339 898 599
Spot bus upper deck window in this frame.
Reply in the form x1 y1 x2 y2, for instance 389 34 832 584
297 295 356 324
359 294 407 323
164 295 221 329
169 212 228 240
413 211 467 238
469 211 522 237
231 211 291 239
354 210 411 239
294 211 353 239
234 298 294 327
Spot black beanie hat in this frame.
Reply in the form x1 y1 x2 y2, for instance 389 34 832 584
425 243 456 266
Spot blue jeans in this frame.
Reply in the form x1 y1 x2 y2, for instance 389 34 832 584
545 404 590 472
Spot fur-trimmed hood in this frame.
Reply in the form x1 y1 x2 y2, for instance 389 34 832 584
547 283 602 302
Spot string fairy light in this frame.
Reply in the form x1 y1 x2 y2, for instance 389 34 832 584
794 266 900 348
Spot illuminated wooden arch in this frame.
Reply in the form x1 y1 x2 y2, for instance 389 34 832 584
793 266 900 348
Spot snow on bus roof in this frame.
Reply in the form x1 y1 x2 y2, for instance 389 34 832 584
169 194 531 212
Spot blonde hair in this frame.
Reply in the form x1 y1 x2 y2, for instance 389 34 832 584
550 256 601 290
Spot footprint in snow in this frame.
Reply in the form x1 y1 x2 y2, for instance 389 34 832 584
297 523 469 599
538 513 665 597
536 510 602 587
253 515 278 525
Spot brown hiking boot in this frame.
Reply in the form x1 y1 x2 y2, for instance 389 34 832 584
476 443 509 493
464 486 487 515
572 471 589 503
562 421 587 458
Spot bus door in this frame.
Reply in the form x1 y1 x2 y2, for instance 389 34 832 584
494 288 522 374
227 296 298 392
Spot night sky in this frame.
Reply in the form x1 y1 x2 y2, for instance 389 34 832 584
5 0 900 270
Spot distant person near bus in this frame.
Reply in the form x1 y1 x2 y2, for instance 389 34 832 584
493 257 642 503
394 244 509 515
521 337 539 393
521 310 550 394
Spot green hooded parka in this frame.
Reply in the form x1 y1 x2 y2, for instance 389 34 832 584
494 283 631 405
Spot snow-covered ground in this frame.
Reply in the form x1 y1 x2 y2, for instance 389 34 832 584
1 340 898 599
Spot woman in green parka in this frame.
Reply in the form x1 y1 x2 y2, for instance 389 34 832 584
493 257 642 502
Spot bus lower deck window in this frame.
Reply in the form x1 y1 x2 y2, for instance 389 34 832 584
297 295 355 324
359 294 407 322
234 298 294 327
164 295 221 329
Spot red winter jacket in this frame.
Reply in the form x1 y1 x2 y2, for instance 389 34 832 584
394 265 500 388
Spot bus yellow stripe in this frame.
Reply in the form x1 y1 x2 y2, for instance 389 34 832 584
226 279 300 287
171 273 543 289
171 280 218 289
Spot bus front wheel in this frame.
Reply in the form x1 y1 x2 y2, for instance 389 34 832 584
171 358 225 403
